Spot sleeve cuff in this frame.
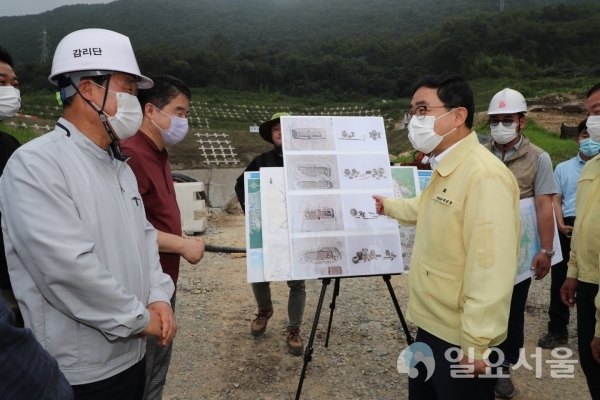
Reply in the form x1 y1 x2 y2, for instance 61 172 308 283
566 266 578 279
148 288 173 306
460 338 488 361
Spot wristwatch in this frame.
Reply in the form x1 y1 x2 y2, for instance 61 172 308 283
539 248 555 258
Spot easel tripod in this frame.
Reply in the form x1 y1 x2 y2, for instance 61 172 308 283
295 274 414 399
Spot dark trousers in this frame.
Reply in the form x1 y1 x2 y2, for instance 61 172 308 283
408 329 497 400
577 281 600 400
72 358 145 400
547 217 573 336
496 278 531 365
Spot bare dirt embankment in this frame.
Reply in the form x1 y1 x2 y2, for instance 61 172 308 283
164 214 590 400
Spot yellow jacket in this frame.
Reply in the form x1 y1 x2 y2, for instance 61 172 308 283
566 154 600 336
384 132 520 359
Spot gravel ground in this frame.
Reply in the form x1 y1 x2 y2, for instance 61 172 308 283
163 214 591 400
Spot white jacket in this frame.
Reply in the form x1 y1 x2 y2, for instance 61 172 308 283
0 118 174 385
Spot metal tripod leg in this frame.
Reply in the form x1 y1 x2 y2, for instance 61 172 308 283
295 278 330 400
324 278 340 348
382 274 414 344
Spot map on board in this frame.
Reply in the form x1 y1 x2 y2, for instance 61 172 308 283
391 167 419 200
260 167 293 282
244 172 265 283
417 170 432 191
391 166 421 272
516 197 563 284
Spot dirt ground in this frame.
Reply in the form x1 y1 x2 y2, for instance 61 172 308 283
163 214 591 400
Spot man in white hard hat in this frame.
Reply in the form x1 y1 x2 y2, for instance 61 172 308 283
0 29 176 399
485 88 557 399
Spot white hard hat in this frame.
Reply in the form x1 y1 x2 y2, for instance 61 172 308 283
488 88 527 115
49 28 152 96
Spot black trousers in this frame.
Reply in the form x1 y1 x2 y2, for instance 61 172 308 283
408 329 498 400
72 357 145 400
496 278 531 365
577 281 600 400
547 217 573 336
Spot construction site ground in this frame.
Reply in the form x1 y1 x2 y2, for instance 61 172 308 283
163 214 590 400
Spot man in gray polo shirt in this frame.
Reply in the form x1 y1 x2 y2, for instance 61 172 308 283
485 88 557 399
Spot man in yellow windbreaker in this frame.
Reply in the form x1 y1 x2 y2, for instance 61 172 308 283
374 73 520 399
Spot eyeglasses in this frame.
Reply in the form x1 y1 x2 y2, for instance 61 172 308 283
489 118 518 127
403 105 449 120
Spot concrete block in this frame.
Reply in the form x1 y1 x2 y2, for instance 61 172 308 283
174 182 207 234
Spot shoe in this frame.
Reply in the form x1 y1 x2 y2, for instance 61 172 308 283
495 375 515 399
250 308 273 337
287 327 304 356
538 331 568 349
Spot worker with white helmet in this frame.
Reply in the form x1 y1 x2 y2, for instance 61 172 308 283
485 88 557 399
0 28 175 398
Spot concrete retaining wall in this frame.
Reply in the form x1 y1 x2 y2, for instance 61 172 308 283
174 168 245 208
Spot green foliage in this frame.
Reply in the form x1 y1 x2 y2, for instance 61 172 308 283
3 1 600 100
0 124 41 144
521 119 580 166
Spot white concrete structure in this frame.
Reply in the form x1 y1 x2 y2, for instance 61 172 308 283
174 182 207 234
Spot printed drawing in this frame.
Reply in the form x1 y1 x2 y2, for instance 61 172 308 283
281 117 335 151
343 167 386 180
303 208 335 220
300 247 342 264
338 129 383 141
349 208 379 219
294 163 333 179
291 128 327 140
286 154 341 191
351 248 397 264
312 265 344 276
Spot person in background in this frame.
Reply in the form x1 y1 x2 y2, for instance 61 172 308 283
373 73 520 400
0 46 23 327
538 119 594 350
234 112 306 356
562 83 600 399
484 88 557 399
0 29 175 399
121 74 205 400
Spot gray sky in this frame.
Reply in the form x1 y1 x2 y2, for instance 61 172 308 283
0 0 117 17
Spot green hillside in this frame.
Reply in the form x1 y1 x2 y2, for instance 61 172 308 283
0 0 595 63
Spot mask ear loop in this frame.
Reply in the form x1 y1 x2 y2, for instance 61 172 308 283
66 74 129 162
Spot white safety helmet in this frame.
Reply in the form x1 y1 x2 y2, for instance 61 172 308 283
488 88 528 115
49 28 153 98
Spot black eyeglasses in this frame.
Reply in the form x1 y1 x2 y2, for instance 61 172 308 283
489 118 518 127
403 105 449 121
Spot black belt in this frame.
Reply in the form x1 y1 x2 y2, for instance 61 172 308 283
563 216 575 225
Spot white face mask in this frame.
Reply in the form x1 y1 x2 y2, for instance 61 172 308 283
587 116 600 142
0 86 21 120
91 83 143 141
407 109 456 154
490 123 518 145
151 106 189 145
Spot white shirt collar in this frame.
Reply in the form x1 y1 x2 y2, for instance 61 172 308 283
429 139 464 170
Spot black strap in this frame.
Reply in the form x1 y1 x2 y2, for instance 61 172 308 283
66 74 128 162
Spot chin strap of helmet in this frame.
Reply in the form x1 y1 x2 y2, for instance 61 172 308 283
66 73 129 161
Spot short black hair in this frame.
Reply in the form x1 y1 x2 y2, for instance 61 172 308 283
578 118 588 134
587 83 600 98
412 72 475 129
137 75 191 111
0 47 14 68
